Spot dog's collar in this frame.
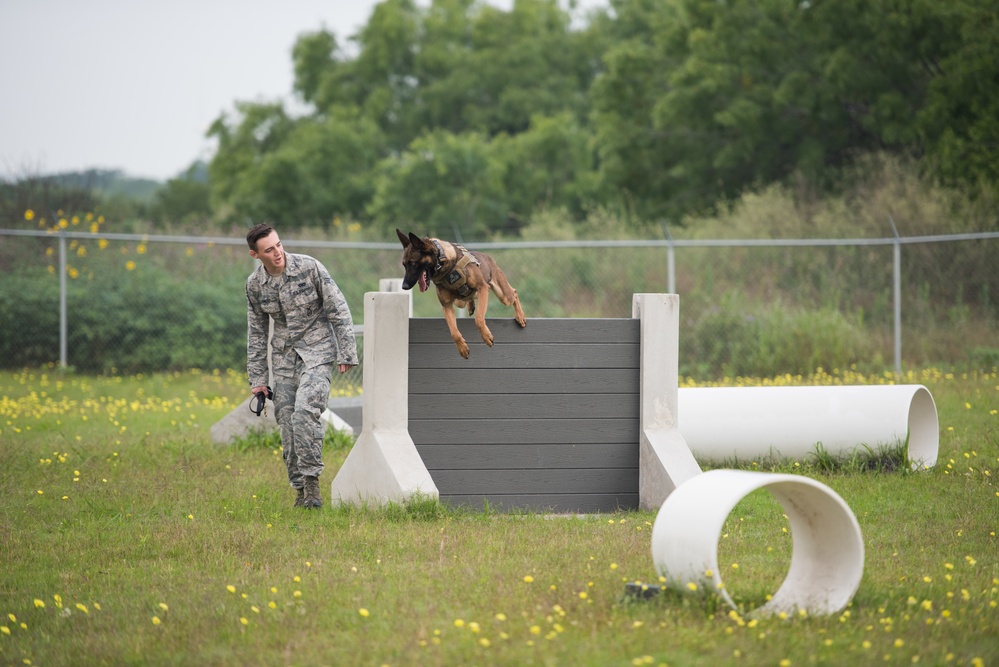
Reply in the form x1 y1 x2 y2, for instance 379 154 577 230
431 239 447 277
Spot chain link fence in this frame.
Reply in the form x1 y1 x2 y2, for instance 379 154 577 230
1 228 997 389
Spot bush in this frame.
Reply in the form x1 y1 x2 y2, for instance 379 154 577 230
0 269 61 368
1 266 246 373
682 294 879 377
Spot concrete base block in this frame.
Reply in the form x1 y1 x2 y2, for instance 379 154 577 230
325 396 363 432
210 403 277 444
320 409 354 436
639 428 701 511
328 292 439 507
211 396 362 445
330 428 438 506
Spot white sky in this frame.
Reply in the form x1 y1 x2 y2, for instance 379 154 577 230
0 0 606 182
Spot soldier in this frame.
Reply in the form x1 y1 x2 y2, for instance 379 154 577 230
245 223 358 509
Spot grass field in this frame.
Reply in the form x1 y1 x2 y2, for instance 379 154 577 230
0 366 996 666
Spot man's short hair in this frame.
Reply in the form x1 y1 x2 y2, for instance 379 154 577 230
246 223 275 251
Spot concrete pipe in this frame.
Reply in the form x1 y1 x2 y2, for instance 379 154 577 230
678 385 938 469
651 469 864 616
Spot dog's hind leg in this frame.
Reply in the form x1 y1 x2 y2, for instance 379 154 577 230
490 269 527 328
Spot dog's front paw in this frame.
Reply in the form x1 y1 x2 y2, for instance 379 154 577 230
457 340 470 359
481 331 494 347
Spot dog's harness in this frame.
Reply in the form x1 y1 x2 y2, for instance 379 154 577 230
430 240 480 298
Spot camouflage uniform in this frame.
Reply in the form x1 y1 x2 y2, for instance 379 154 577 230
246 252 358 490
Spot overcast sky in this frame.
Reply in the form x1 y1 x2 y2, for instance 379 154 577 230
0 0 605 183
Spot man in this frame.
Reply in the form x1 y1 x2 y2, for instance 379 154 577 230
245 223 358 509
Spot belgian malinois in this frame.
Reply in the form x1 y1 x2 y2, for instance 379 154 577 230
396 229 527 358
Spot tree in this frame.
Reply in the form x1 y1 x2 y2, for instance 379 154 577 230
207 105 386 226
592 0 989 220
413 0 600 138
498 112 602 222
213 0 608 232
918 0 999 196
367 130 506 238
206 101 295 222
294 0 605 150
0 170 100 228
149 162 211 225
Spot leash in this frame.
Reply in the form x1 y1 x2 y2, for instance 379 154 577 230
249 386 274 417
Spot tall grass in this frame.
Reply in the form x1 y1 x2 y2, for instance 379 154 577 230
1 366 996 666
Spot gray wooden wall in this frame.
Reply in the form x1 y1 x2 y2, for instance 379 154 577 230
409 317 640 512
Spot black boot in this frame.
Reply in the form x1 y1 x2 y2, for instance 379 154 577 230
303 476 322 509
294 487 305 508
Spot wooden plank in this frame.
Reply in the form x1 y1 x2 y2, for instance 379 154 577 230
442 494 639 512
409 318 640 345
408 368 638 395
417 443 638 470
409 394 638 420
429 468 638 495
410 418 637 445
406 315 642 512
409 342 639 369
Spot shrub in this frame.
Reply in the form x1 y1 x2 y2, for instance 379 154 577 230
682 294 878 377
0 266 246 373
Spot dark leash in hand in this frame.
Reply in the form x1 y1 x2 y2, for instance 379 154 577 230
249 386 274 416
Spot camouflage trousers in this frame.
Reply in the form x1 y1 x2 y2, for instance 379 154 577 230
272 353 332 490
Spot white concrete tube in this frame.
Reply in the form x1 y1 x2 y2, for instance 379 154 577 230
678 385 938 469
651 469 864 616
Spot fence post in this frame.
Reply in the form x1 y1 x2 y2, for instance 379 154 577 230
889 216 902 376
660 222 677 294
58 232 68 368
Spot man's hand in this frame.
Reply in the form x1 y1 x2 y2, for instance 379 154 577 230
248 385 273 417
336 364 354 374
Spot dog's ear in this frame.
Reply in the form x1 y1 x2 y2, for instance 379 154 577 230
396 228 411 248
408 232 429 251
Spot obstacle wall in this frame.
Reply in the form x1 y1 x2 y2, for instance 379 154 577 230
330 292 698 511
408 317 640 512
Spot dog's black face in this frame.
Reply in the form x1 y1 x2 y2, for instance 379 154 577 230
397 229 434 292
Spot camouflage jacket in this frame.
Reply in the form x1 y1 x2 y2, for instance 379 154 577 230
246 252 358 388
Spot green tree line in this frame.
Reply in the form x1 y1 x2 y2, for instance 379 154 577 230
201 0 998 236
4 0 995 236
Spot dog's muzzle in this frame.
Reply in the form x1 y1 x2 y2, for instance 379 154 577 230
402 269 429 292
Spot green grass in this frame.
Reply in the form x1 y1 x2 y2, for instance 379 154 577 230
1 367 997 666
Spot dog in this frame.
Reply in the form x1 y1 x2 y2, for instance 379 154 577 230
397 229 526 358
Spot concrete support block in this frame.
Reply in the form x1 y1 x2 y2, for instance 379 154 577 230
633 293 701 510
330 292 438 506
209 404 276 444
